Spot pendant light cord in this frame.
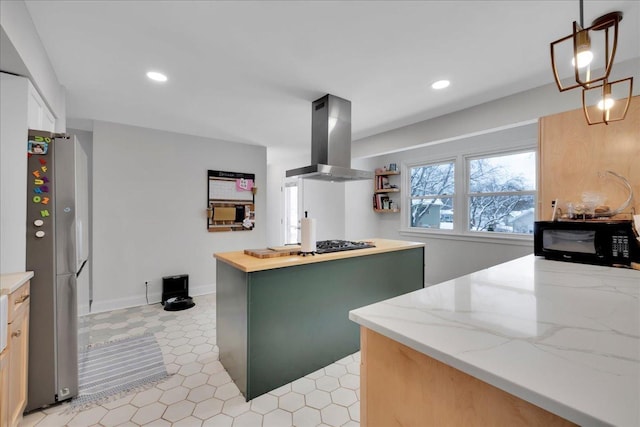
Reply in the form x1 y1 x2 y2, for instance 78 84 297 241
579 0 584 27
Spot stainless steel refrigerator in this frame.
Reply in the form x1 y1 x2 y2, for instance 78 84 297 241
25 130 90 411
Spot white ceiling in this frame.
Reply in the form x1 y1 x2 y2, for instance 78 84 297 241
22 1 640 158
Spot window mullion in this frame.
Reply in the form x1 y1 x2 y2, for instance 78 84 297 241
468 190 536 198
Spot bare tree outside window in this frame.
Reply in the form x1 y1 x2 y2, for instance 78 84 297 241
409 151 536 234
468 152 536 233
410 162 454 229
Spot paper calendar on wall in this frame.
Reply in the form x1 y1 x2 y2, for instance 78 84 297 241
207 170 256 232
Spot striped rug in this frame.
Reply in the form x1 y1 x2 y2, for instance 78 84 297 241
71 333 170 409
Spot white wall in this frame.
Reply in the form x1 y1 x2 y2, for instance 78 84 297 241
344 158 378 241
0 0 65 130
67 128 94 314
300 180 345 241
266 153 346 246
352 58 640 159
0 74 29 274
91 121 266 312
342 59 639 285
346 124 537 285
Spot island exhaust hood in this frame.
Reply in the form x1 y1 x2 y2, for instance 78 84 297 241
286 94 373 182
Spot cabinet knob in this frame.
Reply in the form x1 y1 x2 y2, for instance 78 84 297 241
12 330 21 338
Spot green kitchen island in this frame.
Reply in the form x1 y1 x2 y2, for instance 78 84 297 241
214 238 425 400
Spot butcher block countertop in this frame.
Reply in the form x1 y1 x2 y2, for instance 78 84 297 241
214 239 425 273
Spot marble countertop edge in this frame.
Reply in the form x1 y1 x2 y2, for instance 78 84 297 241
348 310 606 427
348 254 638 426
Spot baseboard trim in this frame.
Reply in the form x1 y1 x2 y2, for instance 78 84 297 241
89 283 216 314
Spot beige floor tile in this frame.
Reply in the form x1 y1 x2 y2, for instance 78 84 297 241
99 404 137 426
131 401 167 425
249 393 278 415
263 408 292 427
183 372 208 389
156 373 185 390
162 400 196 422
279 391 305 412
20 411 45 427
67 405 108 427
173 415 204 426
221 395 251 417
159 385 189 405
186 384 216 403
321 403 350 427
201 413 233 427
130 387 164 408
21 295 361 426
192 397 224 420
231 410 263 427
293 406 322 427
101 393 134 410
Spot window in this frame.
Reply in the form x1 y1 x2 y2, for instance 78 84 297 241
467 151 536 234
409 161 455 230
407 149 536 236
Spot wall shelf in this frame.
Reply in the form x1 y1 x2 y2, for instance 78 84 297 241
373 169 400 213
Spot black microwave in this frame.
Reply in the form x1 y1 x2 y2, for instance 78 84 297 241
534 220 640 267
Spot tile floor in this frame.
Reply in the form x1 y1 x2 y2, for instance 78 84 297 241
22 294 361 427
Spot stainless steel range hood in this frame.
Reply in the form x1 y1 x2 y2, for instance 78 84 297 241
286 94 373 182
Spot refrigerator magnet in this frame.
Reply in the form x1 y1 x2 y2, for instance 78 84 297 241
28 141 49 155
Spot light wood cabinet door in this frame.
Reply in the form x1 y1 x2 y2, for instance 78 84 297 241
360 327 576 427
0 349 9 427
538 95 639 221
7 302 29 427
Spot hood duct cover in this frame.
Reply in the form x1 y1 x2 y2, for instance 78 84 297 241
286 94 373 182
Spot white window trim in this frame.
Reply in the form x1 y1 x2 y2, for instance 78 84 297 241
401 143 537 241
282 177 302 244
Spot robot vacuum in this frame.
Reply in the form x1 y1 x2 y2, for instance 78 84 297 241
163 296 195 311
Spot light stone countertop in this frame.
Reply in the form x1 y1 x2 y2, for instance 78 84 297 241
214 238 424 272
0 271 34 295
349 255 639 427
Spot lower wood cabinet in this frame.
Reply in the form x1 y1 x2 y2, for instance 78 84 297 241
0 349 8 427
0 280 30 427
360 327 576 427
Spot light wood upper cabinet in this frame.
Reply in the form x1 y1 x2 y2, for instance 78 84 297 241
538 95 640 221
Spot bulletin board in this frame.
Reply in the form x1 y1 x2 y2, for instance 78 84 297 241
207 170 256 232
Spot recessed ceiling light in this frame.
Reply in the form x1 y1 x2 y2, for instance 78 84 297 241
431 80 450 90
146 71 168 82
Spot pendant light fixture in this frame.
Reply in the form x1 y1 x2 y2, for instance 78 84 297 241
581 77 633 125
550 0 633 125
550 2 623 91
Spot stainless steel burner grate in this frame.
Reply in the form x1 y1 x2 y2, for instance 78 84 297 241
315 240 375 254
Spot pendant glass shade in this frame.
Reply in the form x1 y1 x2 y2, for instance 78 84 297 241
581 77 633 125
550 12 622 92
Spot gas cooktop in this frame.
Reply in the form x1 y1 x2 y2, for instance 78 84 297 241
315 240 375 254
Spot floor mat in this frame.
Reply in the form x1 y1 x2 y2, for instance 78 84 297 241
71 333 170 410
